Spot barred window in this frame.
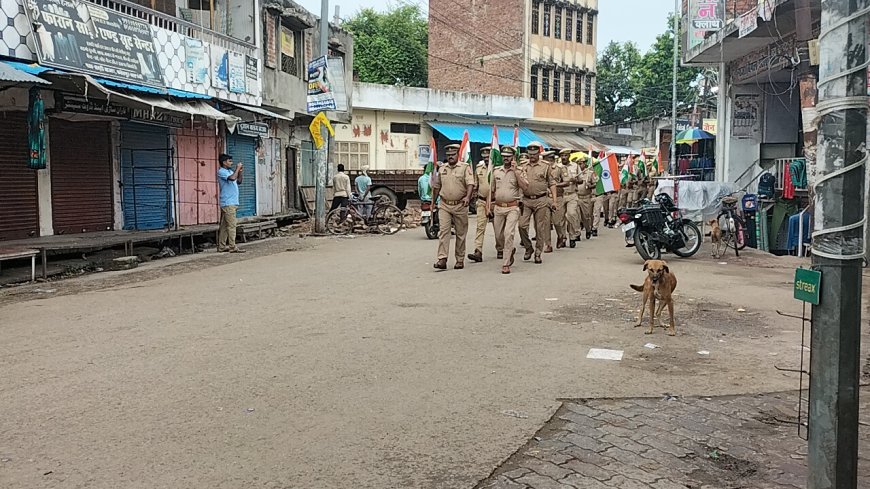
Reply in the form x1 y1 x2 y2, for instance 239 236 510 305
542 69 550 102
565 10 573 41
280 26 300 76
587 14 594 44
553 71 561 103
574 73 582 105
576 11 583 43
543 4 551 37
531 67 539 100
584 75 593 106
554 8 562 39
563 72 572 103
532 1 540 35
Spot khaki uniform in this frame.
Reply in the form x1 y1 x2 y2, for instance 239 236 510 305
473 161 497 254
432 162 474 261
606 191 619 221
491 166 523 267
576 166 598 234
549 162 569 244
518 160 555 257
562 161 582 239
592 193 606 230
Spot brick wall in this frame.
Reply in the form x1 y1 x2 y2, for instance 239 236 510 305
428 0 527 98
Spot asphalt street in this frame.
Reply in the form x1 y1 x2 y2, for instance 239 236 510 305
0 225 838 488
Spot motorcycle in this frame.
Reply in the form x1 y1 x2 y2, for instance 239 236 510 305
421 200 439 240
617 193 702 261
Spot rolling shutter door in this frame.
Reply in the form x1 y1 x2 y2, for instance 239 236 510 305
0 112 39 240
226 134 257 218
120 123 173 230
50 119 113 234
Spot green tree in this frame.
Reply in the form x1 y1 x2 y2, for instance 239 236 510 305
595 41 642 125
631 15 702 119
343 6 428 87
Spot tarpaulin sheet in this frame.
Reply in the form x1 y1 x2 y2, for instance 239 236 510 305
671 181 734 222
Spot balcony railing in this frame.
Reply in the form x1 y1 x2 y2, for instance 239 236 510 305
86 0 257 57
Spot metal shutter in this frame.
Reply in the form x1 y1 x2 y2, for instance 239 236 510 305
120 123 173 230
50 119 114 234
0 112 39 240
226 134 257 218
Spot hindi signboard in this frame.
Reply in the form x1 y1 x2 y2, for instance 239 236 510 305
688 0 723 49
28 0 163 86
307 56 336 113
738 8 758 38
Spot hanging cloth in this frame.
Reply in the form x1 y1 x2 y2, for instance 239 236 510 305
782 161 795 199
790 158 807 189
27 87 46 170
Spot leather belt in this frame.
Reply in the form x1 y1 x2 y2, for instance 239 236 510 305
495 201 519 208
442 199 463 205
524 193 548 200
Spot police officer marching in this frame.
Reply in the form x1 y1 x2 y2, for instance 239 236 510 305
431 144 475 270
576 154 598 240
487 146 522 274
518 142 557 264
468 147 497 263
562 150 583 248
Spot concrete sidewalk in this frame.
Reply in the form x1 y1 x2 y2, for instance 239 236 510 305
477 389 870 489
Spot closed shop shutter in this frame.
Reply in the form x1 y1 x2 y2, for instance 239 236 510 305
176 128 219 225
226 134 257 218
50 119 113 234
0 112 39 240
120 123 173 230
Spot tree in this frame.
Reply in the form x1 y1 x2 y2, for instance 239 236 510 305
595 41 642 125
343 6 428 88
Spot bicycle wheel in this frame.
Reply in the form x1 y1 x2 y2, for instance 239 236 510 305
635 229 661 261
326 208 352 235
374 204 404 235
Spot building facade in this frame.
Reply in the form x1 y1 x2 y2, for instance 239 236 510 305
427 0 598 127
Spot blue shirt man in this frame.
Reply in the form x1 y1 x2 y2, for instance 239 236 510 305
217 154 245 253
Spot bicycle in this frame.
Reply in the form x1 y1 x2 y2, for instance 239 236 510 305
325 194 405 235
713 193 747 258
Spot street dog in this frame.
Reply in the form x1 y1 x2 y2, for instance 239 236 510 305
709 219 722 258
630 260 678 336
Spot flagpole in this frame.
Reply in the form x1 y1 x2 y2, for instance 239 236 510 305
670 0 679 176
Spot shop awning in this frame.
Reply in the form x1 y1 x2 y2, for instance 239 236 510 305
605 145 642 155
0 61 51 86
428 122 542 147
537 132 607 152
223 102 293 121
94 77 211 99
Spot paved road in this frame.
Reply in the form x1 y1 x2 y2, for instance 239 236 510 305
0 226 829 488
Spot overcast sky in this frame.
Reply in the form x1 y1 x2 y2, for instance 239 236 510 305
295 0 676 54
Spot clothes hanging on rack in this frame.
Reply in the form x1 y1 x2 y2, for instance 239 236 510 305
790 158 807 188
782 162 796 199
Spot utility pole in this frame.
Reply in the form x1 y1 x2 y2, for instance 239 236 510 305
807 1 868 488
669 0 679 175
313 0 330 233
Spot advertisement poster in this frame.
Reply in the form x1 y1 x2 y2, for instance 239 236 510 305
307 56 336 112
211 45 228 90
738 8 758 38
184 38 208 84
732 94 760 138
688 0 723 49
245 55 258 96
327 57 348 112
228 51 246 94
27 0 163 86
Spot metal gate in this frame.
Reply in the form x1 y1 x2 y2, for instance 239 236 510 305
120 123 174 230
0 112 39 240
50 119 113 234
176 127 220 225
257 137 282 216
226 134 257 218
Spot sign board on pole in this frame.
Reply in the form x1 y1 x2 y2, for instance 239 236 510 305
738 8 758 38
688 0 724 49
236 122 269 138
27 0 164 86
307 56 337 113
418 145 431 166
794 268 822 305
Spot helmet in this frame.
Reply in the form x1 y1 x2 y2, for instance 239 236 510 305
655 193 675 209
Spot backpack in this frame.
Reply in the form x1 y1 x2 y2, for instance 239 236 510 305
758 172 776 198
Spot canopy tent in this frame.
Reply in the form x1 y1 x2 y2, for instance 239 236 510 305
427 122 542 147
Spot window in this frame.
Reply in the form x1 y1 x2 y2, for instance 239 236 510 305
543 4 551 37
390 123 421 134
531 66 539 100
532 1 540 35
554 7 562 39
336 141 370 171
553 71 560 103
563 72 572 103
280 26 300 76
542 68 550 101
576 11 583 43
587 14 595 44
574 73 582 105
565 10 573 41
584 75 593 106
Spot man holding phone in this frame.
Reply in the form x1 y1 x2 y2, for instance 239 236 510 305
217 153 245 253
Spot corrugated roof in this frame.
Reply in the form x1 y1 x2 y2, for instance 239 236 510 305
0 61 51 85
427 122 542 147
538 132 607 152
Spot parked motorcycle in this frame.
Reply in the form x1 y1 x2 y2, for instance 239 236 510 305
421 200 439 240
617 193 702 260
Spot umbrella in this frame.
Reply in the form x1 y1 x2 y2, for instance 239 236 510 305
675 128 715 144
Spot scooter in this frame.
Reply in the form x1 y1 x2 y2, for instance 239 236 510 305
421 200 439 239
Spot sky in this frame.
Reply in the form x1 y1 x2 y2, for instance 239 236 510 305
294 0 676 54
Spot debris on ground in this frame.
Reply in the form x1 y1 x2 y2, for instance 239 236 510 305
698 350 711 355
154 247 177 259
644 343 660 349
501 410 529 419
586 348 624 361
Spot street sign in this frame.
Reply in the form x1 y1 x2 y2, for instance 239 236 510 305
794 268 821 305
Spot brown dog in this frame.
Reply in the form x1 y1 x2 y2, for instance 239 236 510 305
708 219 722 258
630 260 678 336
